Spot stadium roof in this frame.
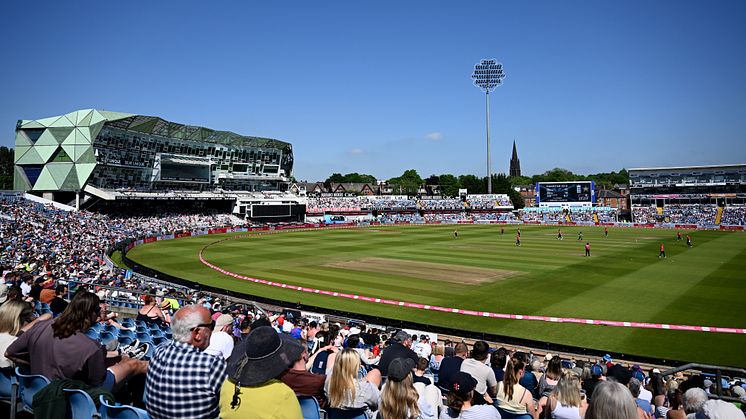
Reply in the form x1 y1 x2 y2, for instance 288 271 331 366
628 164 746 171
18 109 291 150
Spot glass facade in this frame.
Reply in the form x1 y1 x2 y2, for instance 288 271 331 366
629 165 746 204
14 109 293 194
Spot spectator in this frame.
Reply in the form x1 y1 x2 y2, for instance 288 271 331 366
490 348 508 383
684 388 709 416
441 371 500 419
541 371 587 419
495 358 536 419
220 326 304 418
584 364 605 400
204 314 235 360
459 340 497 404
0 300 49 369
414 356 432 386
137 294 166 326
6 291 146 391
696 399 745 419
145 305 227 419
325 348 382 414
438 342 469 393
280 339 327 407
585 381 639 419
348 334 380 367
377 357 436 419
540 356 562 398
429 343 445 383
378 330 418 376
414 334 432 359
667 389 685 419
629 377 654 417
49 284 69 316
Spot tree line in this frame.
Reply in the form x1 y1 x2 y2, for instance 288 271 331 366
324 167 630 209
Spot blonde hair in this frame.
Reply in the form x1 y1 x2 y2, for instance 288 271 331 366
554 371 582 408
329 349 361 408
0 300 32 336
380 374 420 419
433 343 445 356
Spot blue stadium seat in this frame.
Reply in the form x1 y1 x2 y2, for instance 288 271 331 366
99 331 117 345
136 332 154 344
99 394 149 419
0 368 19 419
121 319 135 328
152 336 170 346
118 336 135 346
118 329 136 339
298 396 322 419
91 323 104 333
85 329 101 340
104 325 121 337
64 388 101 419
15 367 50 415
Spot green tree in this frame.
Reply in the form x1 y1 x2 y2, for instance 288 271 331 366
438 174 460 197
325 172 377 186
388 169 423 195
0 147 14 190
458 174 485 194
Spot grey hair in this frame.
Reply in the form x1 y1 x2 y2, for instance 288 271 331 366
171 305 206 343
684 387 709 414
628 378 642 398
699 399 744 419
586 381 638 419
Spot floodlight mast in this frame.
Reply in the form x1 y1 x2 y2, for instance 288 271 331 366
471 59 506 194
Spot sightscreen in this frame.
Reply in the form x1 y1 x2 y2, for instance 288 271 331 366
251 204 291 218
537 181 595 204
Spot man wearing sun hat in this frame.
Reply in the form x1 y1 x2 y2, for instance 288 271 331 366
219 326 304 418
204 313 235 360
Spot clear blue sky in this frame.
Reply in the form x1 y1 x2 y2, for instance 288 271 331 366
1 1 744 181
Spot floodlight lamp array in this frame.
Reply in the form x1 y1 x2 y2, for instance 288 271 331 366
472 59 506 92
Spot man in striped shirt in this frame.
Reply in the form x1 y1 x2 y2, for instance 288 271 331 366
145 305 228 419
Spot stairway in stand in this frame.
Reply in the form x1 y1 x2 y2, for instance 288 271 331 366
715 206 724 225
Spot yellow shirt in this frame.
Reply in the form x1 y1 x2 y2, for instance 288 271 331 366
220 378 302 419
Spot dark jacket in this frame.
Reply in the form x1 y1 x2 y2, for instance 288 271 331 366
32 378 114 419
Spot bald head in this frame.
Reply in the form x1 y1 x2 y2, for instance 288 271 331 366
171 305 213 349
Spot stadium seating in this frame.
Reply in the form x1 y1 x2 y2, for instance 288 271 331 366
64 388 101 419
99 395 149 419
15 367 51 415
0 369 19 419
298 396 323 419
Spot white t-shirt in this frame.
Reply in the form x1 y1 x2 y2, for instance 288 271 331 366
414 341 432 359
203 331 234 360
639 387 653 403
439 404 500 419
0 332 18 368
460 358 497 395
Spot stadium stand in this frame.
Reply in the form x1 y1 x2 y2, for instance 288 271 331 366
721 205 746 226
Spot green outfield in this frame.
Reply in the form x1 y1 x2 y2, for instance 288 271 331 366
126 225 746 367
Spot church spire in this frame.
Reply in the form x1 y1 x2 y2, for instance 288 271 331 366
510 140 521 177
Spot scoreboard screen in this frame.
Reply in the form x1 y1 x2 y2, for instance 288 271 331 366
537 181 595 204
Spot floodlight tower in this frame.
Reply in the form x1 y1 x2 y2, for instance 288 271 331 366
471 59 506 194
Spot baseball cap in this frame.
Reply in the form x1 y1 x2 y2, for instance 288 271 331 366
451 372 478 397
603 354 612 363
215 314 233 329
387 358 415 382
591 364 604 376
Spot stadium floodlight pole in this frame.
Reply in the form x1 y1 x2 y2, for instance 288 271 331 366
472 58 506 194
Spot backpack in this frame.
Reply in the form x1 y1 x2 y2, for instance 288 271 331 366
311 350 331 375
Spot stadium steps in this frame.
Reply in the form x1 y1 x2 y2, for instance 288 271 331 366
593 213 599 223
656 207 664 215
565 214 571 222
715 206 724 225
